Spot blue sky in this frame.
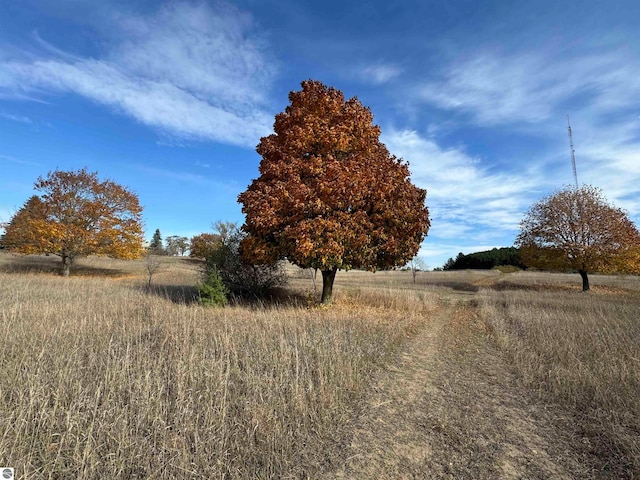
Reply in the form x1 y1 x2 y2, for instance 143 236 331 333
1 0 639 269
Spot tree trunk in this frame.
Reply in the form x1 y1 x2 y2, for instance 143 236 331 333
61 254 71 277
579 269 590 291
320 267 338 304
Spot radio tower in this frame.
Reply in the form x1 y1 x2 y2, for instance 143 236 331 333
567 115 579 188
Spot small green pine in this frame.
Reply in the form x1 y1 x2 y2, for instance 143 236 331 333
198 270 229 306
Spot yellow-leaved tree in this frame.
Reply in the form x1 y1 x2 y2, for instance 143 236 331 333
3 168 144 276
238 80 430 303
516 185 640 290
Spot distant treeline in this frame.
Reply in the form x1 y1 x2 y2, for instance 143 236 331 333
443 247 525 270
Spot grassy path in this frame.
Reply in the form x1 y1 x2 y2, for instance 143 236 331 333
321 295 595 479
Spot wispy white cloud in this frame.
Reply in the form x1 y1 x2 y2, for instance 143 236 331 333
384 129 541 227
5 59 271 146
0 153 41 166
577 135 640 216
134 165 214 186
359 63 402 85
0 112 32 124
0 92 51 104
418 48 640 127
383 129 549 265
408 42 640 266
110 2 273 109
132 164 238 193
388 125 640 264
0 2 275 147
30 30 81 63
539 109 640 217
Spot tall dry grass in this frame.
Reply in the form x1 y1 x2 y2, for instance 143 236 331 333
479 283 640 475
0 255 433 479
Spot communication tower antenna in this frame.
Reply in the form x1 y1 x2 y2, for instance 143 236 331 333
567 115 579 188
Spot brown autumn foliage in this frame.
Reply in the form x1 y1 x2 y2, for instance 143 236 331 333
2 195 47 249
516 184 640 290
238 80 430 303
189 232 221 259
2 168 144 276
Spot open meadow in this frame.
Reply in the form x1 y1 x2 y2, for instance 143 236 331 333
1 252 639 478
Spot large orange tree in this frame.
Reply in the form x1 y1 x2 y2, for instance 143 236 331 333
238 80 430 303
516 185 640 291
3 168 144 276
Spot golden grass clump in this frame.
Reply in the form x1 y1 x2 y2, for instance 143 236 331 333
0 255 431 479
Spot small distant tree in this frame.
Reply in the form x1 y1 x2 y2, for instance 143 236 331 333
177 238 189 256
144 253 162 287
165 236 177 256
165 235 189 256
408 256 427 283
213 221 237 245
3 169 144 276
516 185 640 291
238 80 430 304
442 252 464 270
149 229 164 255
189 233 221 259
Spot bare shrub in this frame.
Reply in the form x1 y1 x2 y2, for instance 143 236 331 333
144 253 162 287
204 223 287 299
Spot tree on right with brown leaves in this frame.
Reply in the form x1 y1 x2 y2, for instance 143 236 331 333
238 80 430 304
516 185 640 291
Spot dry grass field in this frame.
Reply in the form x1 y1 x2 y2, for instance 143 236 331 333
0 253 433 479
478 272 640 477
1 252 639 478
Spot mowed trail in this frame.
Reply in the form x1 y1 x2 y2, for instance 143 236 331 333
321 292 595 479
